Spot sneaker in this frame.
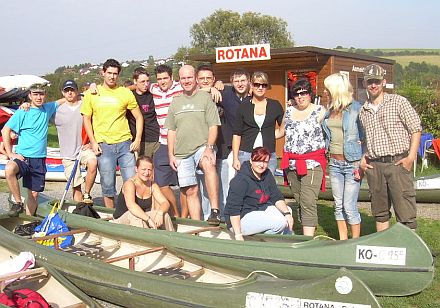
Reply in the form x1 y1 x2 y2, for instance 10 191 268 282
83 193 93 204
8 201 24 217
207 209 221 226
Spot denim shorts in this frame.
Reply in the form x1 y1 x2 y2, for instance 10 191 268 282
97 140 135 196
176 146 211 188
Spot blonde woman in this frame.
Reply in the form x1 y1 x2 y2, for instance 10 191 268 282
232 71 284 174
322 73 363 240
113 155 174 231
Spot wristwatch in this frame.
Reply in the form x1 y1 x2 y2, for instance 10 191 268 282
207 144 215 150
282 212 291 216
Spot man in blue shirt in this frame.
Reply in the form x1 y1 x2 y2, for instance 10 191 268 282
2 85 62 216
216 69 251 215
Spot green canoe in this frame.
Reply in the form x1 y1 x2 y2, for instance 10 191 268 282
33 201 434 297
0 216 381 308
276 173 440 203
0 245 101 308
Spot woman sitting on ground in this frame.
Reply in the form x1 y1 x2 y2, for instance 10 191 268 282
113 156 174 231
224 147 294 241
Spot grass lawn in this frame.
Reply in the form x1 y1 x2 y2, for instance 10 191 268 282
48 124 58 148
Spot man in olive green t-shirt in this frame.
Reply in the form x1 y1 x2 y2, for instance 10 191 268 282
165 65 221 225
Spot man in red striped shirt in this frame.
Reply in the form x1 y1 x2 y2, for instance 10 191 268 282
150 65 185 217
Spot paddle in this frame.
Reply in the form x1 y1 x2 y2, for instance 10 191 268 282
58 156 79 210
57 136 88 210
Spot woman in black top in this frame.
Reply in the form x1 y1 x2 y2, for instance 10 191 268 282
225 147 294 240
232 71 284 174
113 156 174 231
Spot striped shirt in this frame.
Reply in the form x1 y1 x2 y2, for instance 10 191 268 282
359 93 421 159
150 81 183 145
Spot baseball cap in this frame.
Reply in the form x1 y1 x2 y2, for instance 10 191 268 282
363 64 385 81
62 80 78 91
29 84 46 93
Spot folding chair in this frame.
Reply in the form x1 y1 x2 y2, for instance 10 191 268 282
421 138 440 172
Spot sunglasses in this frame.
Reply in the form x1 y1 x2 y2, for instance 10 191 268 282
293 90 309 97
366 79 383 86
252 82 268 89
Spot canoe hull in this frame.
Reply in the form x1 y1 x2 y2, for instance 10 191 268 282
35 202 435 296
0 217 381 308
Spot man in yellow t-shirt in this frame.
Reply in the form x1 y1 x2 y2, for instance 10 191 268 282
81 58 144 208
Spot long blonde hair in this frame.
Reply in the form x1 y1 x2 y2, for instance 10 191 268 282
324 73 353 111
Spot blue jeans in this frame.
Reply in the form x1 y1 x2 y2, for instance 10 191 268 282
217 152 236 218
198 153 235 220
240 206 291 236
98 140 136 196
329 158 361 225
238 150 277 175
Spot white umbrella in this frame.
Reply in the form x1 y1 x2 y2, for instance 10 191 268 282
0 75 50 91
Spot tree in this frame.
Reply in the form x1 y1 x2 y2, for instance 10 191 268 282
189 10 294 53
397 81 440 137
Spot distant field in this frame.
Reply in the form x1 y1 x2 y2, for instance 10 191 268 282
337 48 440 67
385 55 440 67
365 48 440 53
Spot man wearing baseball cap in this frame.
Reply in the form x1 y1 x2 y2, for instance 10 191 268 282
1 85 64 216
359 64 421 231
53 80 98 203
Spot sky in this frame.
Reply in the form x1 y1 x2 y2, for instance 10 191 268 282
1 0 439 76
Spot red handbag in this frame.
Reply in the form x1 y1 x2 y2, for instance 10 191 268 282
0 288 50 308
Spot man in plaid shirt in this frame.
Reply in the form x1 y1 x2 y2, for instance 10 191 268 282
359 64 421 231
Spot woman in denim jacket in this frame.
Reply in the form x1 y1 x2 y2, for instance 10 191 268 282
322 73 363 240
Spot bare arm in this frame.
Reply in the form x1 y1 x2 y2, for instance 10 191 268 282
167 130 178 171
275 116 286 139
274 200 294 231
151 182 170 227
230 215 244 241
232 134 241 171
123 181 156 229
203 125 218 165
210 87 222 104
1 126 23 160
129 107 144 152
82 114 101 155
